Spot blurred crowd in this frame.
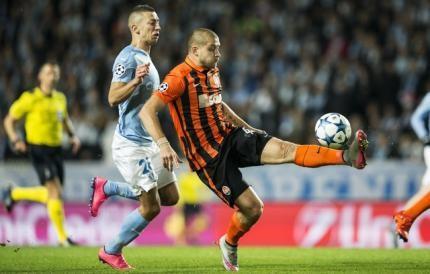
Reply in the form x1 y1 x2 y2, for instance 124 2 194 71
1 0 430 161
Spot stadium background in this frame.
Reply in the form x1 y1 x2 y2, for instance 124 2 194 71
1 0 430 248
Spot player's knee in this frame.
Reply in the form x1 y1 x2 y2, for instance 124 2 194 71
139 203 161 221
46 181 62 199
161 195 179 206
244 201 264 221
161 192 179 206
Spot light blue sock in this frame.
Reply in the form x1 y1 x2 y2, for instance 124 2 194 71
103 180 139 200
105 208 149 254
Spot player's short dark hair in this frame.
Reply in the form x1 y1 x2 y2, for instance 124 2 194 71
131 4 155 13
187 28 218 50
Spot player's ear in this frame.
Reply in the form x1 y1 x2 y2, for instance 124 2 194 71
131 24 139 35
192 46 199 57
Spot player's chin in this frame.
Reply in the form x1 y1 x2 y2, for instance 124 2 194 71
151 36 159 43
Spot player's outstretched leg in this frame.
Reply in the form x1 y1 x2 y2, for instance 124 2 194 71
0 184 15 213
262 129 368 169
89 176 139 217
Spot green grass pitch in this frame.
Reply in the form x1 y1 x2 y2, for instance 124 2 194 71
1 246 430 273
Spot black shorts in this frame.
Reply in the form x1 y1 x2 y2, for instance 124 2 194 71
196 128 272 207
28 144 64 185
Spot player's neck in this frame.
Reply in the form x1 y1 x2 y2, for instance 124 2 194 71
187 54 205 69
39 84 54 95
131 39 151 54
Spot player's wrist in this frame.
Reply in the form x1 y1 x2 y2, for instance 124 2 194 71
11 138 22 145
156 137 170 147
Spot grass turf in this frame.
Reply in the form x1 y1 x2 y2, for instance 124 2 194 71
0 246 430 273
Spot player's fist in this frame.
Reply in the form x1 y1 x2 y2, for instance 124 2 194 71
134 63 150 83
13 139 27 153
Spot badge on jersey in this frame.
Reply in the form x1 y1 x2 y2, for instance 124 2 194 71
114 64 126 76
158 82 168 93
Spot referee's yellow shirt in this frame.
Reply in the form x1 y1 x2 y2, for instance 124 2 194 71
9 87 68 147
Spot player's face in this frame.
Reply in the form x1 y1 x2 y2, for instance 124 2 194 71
38 64 60 87
198 36 221 69
137 12 161 45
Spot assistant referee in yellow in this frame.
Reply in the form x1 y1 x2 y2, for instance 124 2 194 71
2 62 81 246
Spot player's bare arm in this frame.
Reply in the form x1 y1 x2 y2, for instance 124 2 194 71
3 113 26 153
108 63 150 106
63 116 81 154
222 101 266 134
139 94 181 171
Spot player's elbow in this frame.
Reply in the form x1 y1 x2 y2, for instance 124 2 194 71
108 96 119 107
3 114 12 129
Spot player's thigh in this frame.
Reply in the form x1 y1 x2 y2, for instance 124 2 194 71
112 139 158 192
29 145 60 185
260 137 297 164
234 186 264 216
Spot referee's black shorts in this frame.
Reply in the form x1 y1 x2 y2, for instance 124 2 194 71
196 127 272 208
28 144 64 185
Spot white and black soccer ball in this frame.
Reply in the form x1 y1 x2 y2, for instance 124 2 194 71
315 113 352 149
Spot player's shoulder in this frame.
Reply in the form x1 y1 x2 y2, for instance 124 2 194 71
17 88 37 101
52 90 67 100
421 92 430 104
168 62 191 78
115 45 150 65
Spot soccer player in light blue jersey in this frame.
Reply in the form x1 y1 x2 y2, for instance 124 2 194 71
89 5 179 270
394 92 430 243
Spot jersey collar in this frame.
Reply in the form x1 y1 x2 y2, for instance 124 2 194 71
185 56 219 74
185 56 208 73
35 87 55 97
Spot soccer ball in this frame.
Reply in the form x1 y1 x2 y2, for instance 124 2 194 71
315 113 351 149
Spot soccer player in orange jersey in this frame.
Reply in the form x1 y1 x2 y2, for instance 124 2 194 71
140 28 368 271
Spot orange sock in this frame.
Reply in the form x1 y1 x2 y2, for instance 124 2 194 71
294 145 345 167
404 189 430 220
226 212 249 245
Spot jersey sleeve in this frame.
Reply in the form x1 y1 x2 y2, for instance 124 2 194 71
9 92 32 120
155 73 186 104
111 52 136 83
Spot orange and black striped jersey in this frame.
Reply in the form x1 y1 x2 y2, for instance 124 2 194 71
155 56 233 171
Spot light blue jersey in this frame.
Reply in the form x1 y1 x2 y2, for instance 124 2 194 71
111 45 160 146
411 92 430 142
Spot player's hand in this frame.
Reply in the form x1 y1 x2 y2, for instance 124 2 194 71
13 140 27 154
134 63 150 84
159 142 182 172
70 136 81 155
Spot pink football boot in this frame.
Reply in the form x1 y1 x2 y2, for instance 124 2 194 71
98 247 133 270
89 176 108 217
